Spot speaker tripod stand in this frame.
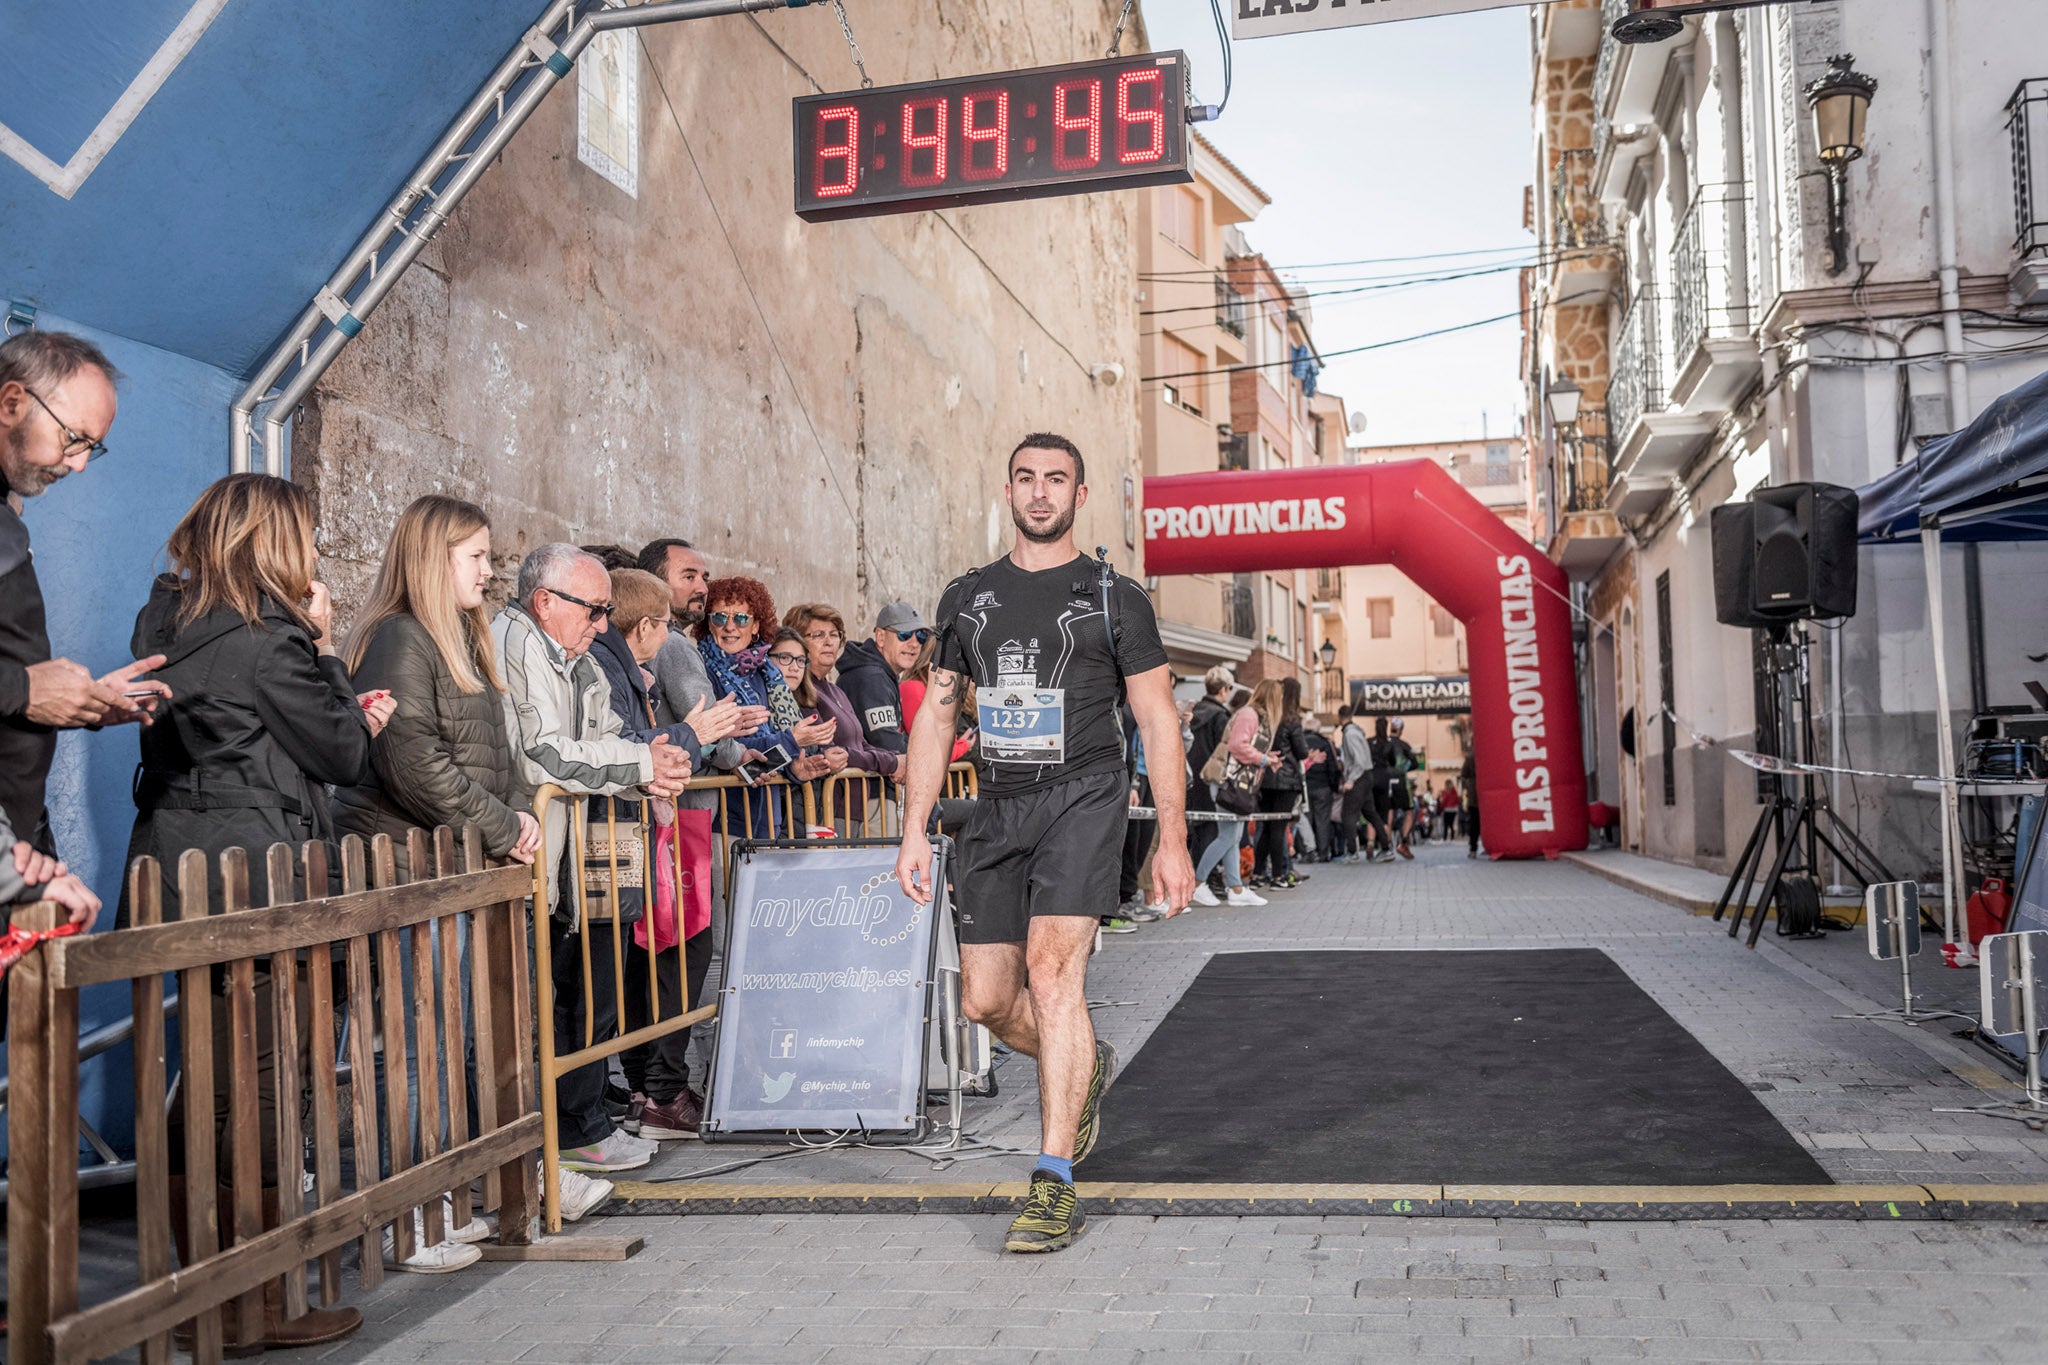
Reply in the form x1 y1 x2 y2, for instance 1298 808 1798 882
1715 625 1895 947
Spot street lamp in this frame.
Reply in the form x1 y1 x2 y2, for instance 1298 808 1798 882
1319 638 1337 669
1317 637 1341 711
1804 53 1877 276
1545 373 1583 432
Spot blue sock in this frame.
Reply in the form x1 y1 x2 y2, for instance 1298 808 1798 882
1034 1154 1074 1184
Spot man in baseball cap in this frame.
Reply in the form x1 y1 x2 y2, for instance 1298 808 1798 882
836 600 934 758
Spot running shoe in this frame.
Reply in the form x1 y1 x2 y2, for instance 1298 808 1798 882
558 1130 651 1173
553 1166 615 1223
1190 883 1221 907
384 1209 483 1274
1225 886 1268 907
1100 916 1138 934
1073 1038 1119 1163
638 1089 703 1139
1130 901 1172 923
1005 1170 1086 1253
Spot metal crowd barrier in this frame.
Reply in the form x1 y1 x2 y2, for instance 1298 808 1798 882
530 760 975 1230
7 827 544 1365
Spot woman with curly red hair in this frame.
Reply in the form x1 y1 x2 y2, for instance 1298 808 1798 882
693 576 835 830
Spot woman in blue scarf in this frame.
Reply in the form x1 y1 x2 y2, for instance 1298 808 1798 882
694 575 836 835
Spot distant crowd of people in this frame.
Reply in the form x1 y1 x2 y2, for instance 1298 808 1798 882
1108 669 1481 930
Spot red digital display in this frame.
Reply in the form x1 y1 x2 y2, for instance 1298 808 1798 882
795 52 1191 223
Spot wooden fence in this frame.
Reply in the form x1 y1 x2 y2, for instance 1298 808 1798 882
7 826 543 1365
6 761 979 1359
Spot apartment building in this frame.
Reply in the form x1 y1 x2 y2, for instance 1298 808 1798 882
1319 438 1532 780
1520 0 2048 877
1137 132 1349 693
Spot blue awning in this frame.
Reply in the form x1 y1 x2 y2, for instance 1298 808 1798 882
1858 368 2048 542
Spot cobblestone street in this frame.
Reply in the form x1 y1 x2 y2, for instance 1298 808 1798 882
314 841 2048 1363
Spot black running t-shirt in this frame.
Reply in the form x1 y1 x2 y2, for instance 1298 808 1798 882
933 554 1168 798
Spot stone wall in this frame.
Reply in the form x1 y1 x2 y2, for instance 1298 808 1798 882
299 2 1144 629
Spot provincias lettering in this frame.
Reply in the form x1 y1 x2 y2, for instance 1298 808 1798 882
1142 495 1348 541
1496 554 1553 834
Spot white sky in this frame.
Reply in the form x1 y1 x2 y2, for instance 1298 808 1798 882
1139 1 1537 447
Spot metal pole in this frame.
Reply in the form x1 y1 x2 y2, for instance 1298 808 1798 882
234 0 811 473
1922 525 1964 946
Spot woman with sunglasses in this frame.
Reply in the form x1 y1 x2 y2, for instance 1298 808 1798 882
692 578 833 835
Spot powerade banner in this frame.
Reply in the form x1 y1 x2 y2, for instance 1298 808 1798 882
1350 675 1471 716
703 843 942 1139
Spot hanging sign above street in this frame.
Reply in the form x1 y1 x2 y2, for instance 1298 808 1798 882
793 52 1192 223
1233 0 1559 41
1349 675 1472 716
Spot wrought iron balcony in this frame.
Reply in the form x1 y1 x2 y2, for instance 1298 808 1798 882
1609 285 1663 447
1558 407 1611 514
1550 149 1606 251
1590 0 1628 160
1215 278 1247 338
1223 576 1256 641
1313 567 1343 602
1671 184 1750 363
2010 78 2048 258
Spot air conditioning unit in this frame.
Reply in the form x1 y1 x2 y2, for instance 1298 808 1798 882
1610 0 1825 45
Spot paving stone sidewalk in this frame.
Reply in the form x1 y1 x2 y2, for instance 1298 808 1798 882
313 841 2048 1363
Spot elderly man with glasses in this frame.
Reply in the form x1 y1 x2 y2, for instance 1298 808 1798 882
0 330 170 929
491 543 692 1177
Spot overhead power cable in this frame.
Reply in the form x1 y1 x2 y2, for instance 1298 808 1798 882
1137 243 1538 279
1138 256 1549 320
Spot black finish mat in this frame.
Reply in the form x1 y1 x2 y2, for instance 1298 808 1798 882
1083 949 1831 1186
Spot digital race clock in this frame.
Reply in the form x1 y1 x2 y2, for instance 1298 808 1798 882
793 51 1193 223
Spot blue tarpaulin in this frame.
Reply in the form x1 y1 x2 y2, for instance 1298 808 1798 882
1858 369 2048 542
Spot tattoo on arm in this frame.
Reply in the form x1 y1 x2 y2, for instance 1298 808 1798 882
933 667 963 709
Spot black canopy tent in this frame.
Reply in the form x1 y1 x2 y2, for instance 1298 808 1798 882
1856 368 2048 939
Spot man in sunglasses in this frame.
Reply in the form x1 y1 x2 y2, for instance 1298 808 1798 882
492 543 693 1176
836 600 932 762
0 330 170 927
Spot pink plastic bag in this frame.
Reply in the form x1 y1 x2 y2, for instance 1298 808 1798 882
636 807 714 952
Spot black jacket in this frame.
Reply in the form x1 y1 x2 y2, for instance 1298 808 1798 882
0 480 56 856
1187 696 1231 785
1303 731 1339 793
120 577 372 922
836 639 906 756
588 623 705 815
1268 716 1309 792
331 613 522 874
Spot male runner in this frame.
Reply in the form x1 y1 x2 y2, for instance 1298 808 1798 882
896 433 1194 1254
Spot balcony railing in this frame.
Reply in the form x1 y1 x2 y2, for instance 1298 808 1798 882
1610 285 1663 445
1215 278 1247 337
1559 406 1612 513
1551 149 1606 250
1590 0 1628 159
1314 567 1343 602
1223 576 1256 640
1671 184 1750 362
2010 78 2048 258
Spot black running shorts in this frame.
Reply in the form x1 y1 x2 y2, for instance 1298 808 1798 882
955 768 1127 944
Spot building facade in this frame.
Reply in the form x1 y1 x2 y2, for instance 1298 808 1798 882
1521 0 2048 879
1322 438 1531 780
1135 133 1349 693
300 1 1149 627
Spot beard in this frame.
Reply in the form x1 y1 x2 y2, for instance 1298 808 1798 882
676 593 708 626
1012 500 1075 545
0 426 63 498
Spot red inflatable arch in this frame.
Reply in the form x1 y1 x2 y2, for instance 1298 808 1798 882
1142 460 1588 860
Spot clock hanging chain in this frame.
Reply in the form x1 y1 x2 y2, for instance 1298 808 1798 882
829 0 874 89
1106 0 1138 57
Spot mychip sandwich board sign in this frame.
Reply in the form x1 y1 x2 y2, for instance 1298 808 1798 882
1233 0 1557 40
703 839 945 1141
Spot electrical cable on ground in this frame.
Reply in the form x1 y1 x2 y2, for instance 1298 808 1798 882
638 31 897 602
